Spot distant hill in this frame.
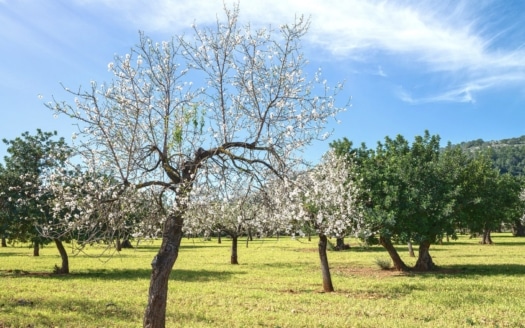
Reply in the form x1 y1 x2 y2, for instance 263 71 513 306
455 136 525 176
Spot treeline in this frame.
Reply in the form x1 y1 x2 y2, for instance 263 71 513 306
457 135 525 176
2 129 525 278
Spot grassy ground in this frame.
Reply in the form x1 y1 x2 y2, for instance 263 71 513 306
1 233 525 327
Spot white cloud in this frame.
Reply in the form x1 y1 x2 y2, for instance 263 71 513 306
73 0 525 103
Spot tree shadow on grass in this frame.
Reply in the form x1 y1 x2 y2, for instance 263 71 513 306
0 268 242 282
0 297 141 327
404 263 525 278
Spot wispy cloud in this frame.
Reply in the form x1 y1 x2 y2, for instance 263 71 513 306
73 0 525 103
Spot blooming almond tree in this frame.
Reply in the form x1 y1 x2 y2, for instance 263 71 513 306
46 5 346 327
184 173 262 264
271 151 362 292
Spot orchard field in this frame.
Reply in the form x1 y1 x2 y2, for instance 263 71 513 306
1 233 525 327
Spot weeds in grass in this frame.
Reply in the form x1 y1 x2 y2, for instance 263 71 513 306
374 258 393 270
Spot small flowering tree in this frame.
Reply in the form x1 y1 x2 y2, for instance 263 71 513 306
272 151 362 292
184 173 262 264
46 5 347 326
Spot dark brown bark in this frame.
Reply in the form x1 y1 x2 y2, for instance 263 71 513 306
480 229 493 244
53 239 69 274
414 241 435 271
335 237 350 251
379 235 409 271
143 213 184 328
33 243 40 257
217 231 222 244
407 242 415 257
1 237 6 247
318 234 334 292
512 220 525 237
116 238 122 252
121 239 133 248
231 235 239 265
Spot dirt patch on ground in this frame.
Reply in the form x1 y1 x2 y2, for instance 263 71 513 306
334 266 465 278
334 266 408 279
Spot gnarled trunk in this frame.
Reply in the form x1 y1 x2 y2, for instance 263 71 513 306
407 242 415 257
231 235 239 264
318 234 334 292
414 241 435 271
379 235 409 271
480 229 493 244
143 213 184 328
54 239 69 274
335 237 350 251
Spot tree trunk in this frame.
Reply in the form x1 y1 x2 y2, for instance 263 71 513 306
407 242 415 257
116 238 122 252
121 239 133 248
512 220 525 237
318 234 334 292
414 241 435 271
1 237 6 247
480 229 493 244
33 243 40 256
53 239 69 274
217 230 222 244
231 235 239 264
143 213 184 328
379 235 409 271
335 237 346 251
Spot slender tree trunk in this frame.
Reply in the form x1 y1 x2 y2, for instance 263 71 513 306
217 230 222 244
318 234 334 292
379 235 409 271
512 220 525 236
480 229 493 244
53 239 69 274
116 237 122 251
33 243 40 256
1 237 6 247
143 213 184 328
414 241 435 271
407 242 415 257
231 235 239 264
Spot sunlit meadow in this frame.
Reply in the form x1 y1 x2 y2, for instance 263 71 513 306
1 233 525 327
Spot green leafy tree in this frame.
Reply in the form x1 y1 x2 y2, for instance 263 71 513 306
332 132 465 271
1 130 72 271
457 153 523 244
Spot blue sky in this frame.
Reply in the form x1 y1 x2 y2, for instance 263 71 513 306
1 0 525 163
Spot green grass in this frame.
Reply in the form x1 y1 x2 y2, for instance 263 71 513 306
1 234 525 327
